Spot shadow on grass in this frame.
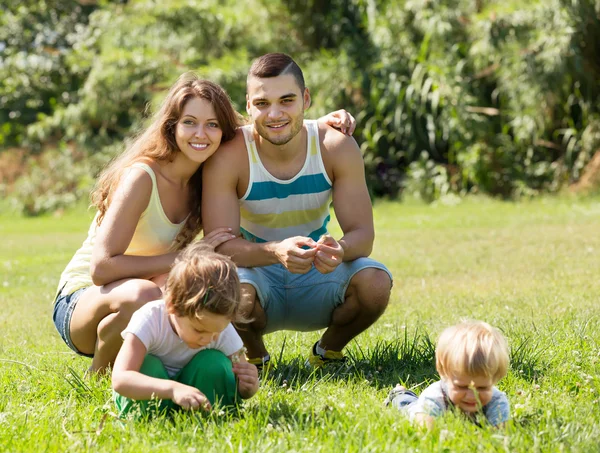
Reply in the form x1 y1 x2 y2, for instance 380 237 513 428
509 335 549 382
262 328 438 392
243 399 311 426
262 327 550 392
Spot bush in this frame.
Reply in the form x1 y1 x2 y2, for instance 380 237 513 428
4 0 600 213
10 146 94 216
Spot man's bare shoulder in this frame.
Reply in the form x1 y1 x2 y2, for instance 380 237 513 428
317 121 361 157
316 122 363 179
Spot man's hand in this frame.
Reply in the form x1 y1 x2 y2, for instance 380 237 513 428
232 361 259 399
318 109 356 135
314 234 344 274
201 227 237 250
273 236 318 274
171 383 211 411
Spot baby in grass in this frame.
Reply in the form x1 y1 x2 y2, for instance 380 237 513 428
385 321 510 428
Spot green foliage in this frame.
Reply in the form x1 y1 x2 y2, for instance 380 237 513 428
10 146 94 216
403 151 452 202
3 0 600 213
0 1 97 149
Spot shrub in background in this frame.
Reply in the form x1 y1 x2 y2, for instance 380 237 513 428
3 0 600 215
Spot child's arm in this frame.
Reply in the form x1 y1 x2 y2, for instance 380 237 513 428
112 333 211 410
229 349 259 399
484 388 510 427
405 383 445 429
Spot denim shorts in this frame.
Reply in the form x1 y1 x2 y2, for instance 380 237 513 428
52 286 94 358
237 257 392 334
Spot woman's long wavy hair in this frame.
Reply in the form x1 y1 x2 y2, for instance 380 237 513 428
91 73 243 248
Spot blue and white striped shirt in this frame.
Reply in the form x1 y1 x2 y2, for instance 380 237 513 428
239 120 332 243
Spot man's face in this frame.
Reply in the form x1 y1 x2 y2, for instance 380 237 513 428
246 73 310 146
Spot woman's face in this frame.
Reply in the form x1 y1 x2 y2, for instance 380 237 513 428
174 97 223 165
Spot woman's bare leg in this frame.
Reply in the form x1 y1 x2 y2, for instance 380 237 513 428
149 272 169 293
70 278 162 373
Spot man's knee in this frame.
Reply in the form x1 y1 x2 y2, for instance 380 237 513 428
349 268 392 315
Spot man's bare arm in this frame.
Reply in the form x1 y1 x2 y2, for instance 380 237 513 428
322 126 375 261
201 137 274 266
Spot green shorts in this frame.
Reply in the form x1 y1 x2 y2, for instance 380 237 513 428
237 258 392 334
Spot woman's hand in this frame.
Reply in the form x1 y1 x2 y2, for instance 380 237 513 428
201 227 237 250
318 109 357 135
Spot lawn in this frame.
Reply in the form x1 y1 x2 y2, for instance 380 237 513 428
1 196 599 452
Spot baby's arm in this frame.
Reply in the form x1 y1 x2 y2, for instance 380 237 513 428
112 333 211 410
229 348 259 399
484 388 510 427
406 382 446 429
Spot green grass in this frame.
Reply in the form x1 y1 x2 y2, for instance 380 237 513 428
1 196 600 452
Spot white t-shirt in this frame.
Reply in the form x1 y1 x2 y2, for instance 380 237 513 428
122 300 244 378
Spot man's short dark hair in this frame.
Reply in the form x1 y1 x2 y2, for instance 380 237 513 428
247 53 305 93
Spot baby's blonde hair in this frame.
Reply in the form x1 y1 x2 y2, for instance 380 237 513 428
165 242 244 323
436 321 509 383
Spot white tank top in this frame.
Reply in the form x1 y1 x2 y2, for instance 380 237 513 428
55 163 187 297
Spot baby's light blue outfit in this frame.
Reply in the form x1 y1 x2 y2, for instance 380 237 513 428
390 380 510 427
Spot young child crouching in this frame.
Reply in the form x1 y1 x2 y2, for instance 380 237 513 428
112 242 258 416
385 321 510 427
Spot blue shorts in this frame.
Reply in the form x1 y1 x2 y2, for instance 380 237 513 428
238 257 392 334
52 287 94 358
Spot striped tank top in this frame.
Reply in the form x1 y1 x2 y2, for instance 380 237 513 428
239 120 332 243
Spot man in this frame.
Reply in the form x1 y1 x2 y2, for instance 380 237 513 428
202 53 392 368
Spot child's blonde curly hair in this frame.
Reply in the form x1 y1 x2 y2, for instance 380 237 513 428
436 320 509 383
